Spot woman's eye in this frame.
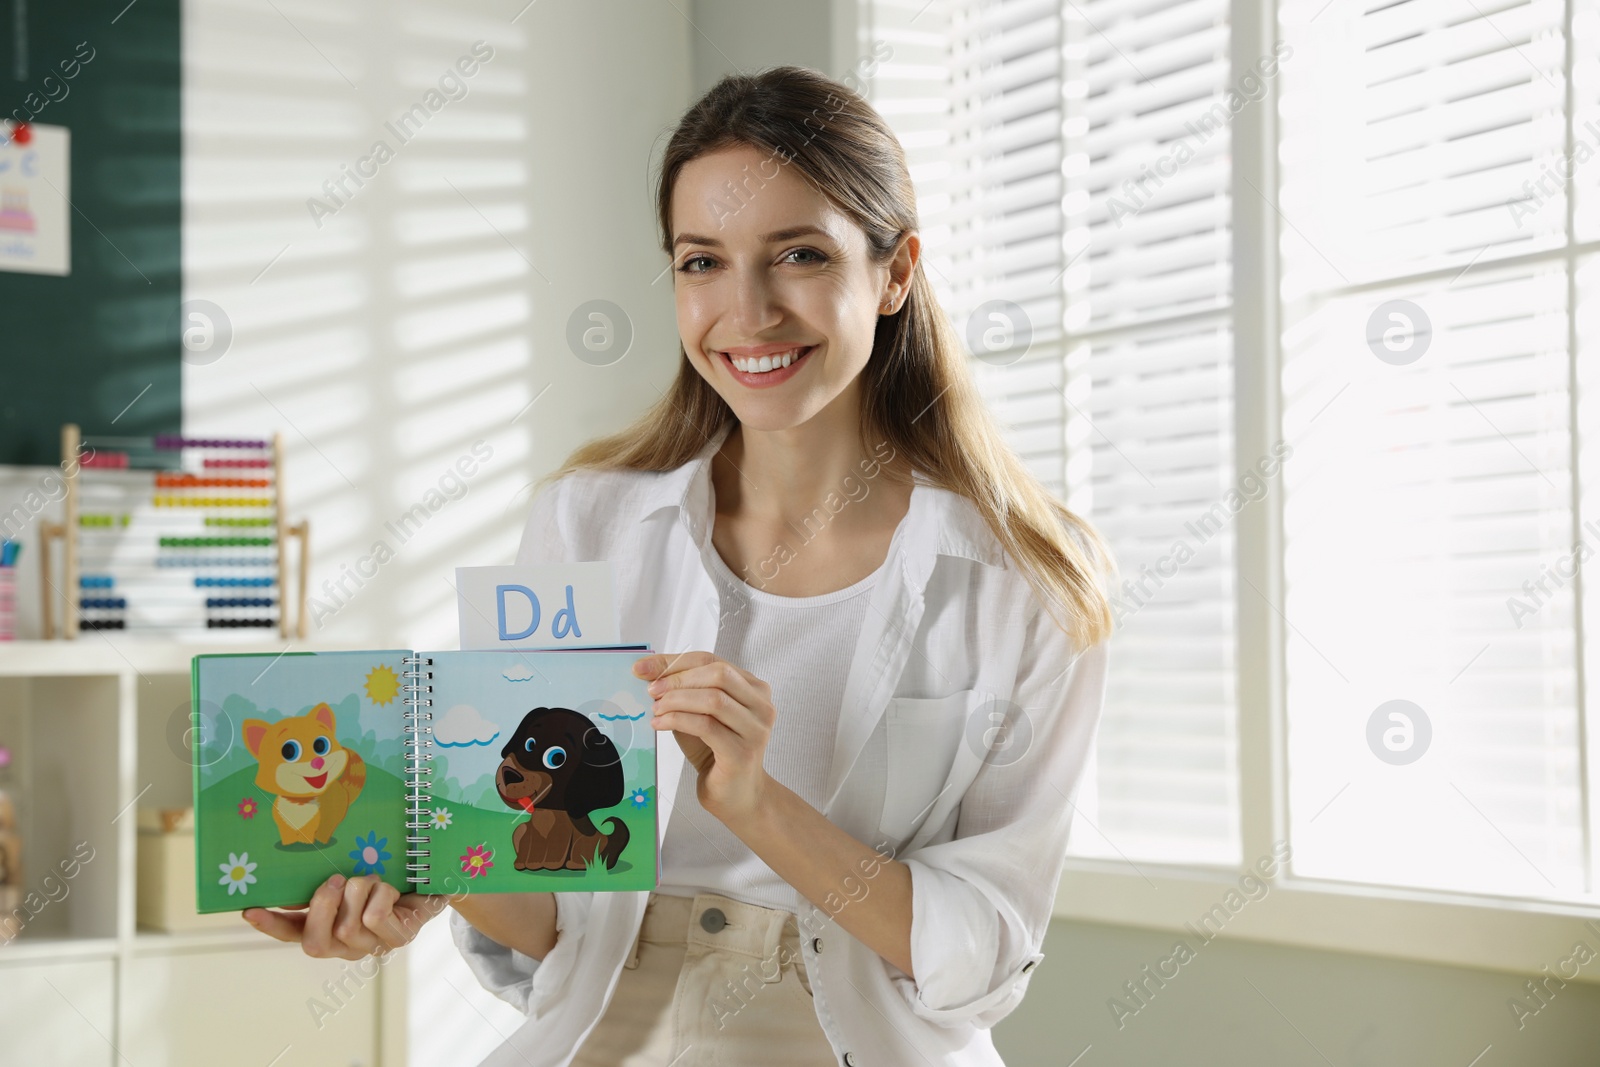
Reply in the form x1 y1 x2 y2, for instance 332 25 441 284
677 253 716 273
281 739 301 761
312 736 330 755
782 247 825 265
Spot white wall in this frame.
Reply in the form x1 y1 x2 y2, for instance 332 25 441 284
999 917 1600 1066
181 0 692 657
181 0 692 1061
687 0 836 95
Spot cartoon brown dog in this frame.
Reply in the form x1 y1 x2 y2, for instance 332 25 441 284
242 703 366 846
497 707 629 872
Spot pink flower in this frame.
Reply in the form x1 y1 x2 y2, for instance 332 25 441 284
238 797 258 819
461 844 494 878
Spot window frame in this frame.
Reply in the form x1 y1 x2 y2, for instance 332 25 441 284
845 0 1600 978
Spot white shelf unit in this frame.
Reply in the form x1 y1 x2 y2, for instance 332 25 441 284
0 639 405 1067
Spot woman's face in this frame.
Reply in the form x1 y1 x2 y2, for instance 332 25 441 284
668 142 912 433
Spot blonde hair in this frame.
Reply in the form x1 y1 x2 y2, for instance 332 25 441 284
542 66 1115 651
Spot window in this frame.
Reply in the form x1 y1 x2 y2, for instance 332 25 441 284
868 0 1242 867
1277 0 1600 902
866 0 1600 907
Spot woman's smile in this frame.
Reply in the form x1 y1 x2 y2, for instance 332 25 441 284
716 343 817 388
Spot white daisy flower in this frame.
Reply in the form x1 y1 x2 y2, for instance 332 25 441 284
218 851 257 895
430 807 452 830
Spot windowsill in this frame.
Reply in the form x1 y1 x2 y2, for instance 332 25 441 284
1053 858 1600 982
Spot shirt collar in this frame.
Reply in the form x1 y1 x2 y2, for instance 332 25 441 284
635 421 1008 572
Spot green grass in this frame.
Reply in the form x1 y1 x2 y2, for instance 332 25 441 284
196 762 409 913
196 765 658 914
423 787 657 896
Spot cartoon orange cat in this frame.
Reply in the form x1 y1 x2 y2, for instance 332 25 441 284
242 703 366 846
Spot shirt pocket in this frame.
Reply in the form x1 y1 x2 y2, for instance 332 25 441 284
880 690 977 841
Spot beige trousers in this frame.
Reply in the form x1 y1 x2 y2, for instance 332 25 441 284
569 890 838 1067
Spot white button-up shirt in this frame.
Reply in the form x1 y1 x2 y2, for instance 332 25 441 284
450 423 1110 1067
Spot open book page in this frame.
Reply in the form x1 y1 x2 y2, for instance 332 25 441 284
420 649 658 895
192 650 413 912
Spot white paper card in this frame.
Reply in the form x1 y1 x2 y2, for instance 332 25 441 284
455 563 619 650
0 124 71 276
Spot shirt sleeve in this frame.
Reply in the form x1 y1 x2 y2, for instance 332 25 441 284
889 599 1111 1030
447 907 543 1014
447 892 592 1015
446 473 589 1014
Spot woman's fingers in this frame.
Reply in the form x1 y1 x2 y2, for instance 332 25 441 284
360 881 404 949
361 881 437 951
652 706 742 765
635 650 713 681
242 905 308 943
653 685 767 742
646 658 775 742
299 874 349 958
387 893 449 948
333 875 388 958
244 874 441 960
649 658 771 715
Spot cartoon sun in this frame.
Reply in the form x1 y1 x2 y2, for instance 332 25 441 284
365 665 401 706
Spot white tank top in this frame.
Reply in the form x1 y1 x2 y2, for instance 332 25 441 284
655 536 885 913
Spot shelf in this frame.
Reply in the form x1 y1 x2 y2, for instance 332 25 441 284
0 935 118 964
132 925 279 955
0 638 393 677
0 638 274 677
0 632 392 1063
0 674 121 942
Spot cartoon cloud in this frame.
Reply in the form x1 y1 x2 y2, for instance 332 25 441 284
433 703 500 748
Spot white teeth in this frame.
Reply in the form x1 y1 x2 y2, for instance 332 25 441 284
729 348 806 374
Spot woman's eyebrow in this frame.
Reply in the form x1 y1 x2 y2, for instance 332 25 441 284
671 225 831 250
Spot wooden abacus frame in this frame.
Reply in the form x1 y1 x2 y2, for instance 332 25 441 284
38 424 310 640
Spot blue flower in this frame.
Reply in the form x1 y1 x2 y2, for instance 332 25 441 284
349 831 391 875
629 787 650 808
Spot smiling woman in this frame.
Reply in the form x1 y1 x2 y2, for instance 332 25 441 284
556 67 1114 635
244 64 1116 1067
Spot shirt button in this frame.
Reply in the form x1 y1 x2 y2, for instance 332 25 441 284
699 907 726 933
843 1054 856 1066
812 936 823 953
1022 959 1036 973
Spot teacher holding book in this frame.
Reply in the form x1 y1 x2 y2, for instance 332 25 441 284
244 65 1115 1067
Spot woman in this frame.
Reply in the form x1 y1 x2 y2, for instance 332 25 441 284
244 65 1115 1067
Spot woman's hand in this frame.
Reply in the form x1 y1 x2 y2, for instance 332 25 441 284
242 873 448 960
636 651 776 826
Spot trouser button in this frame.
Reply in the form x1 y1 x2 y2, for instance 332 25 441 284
699 907 726 933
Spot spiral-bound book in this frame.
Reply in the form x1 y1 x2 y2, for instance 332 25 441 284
190 647 659 913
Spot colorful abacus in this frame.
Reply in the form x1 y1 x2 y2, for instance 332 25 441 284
37 425 309 639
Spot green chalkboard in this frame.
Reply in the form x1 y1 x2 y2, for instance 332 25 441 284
0 0 180 465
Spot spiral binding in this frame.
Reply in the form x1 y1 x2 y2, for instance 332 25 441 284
402 655 435 885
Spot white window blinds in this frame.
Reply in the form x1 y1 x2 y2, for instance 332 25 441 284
867 0 1242 865
1278 0 1600 902
870 0 1068 489
868 0 1600 903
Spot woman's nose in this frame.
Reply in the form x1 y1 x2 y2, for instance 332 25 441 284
729 269 781 332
